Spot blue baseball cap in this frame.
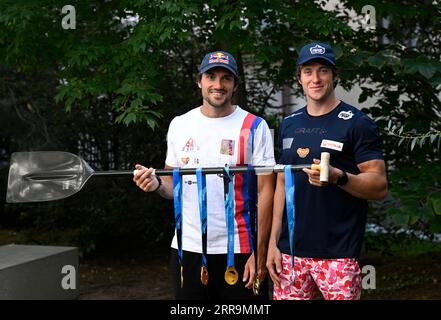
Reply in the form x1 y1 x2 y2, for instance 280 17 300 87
297 42 336 66
198 51 238 77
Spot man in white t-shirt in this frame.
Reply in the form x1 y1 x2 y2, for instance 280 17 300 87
133 51 275 300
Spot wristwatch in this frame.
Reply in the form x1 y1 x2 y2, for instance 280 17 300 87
336 171 348 186
153 175 162 192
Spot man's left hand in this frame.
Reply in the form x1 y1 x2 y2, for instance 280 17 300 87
302 158 341 186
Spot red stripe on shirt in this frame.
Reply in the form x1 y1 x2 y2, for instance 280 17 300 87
234 113 256 253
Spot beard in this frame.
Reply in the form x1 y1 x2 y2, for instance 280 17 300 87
204 97 228 108
203 92 232 109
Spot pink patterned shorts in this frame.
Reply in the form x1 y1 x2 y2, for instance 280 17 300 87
273 254 361 300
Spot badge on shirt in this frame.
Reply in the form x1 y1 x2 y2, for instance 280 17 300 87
321 139 344 151
182 138 199 152
283 138 293 150
297 147 310 158
181 157 190 165
220 139 235 156
338 110 354 120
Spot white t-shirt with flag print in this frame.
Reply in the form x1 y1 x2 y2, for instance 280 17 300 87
165 106 275 254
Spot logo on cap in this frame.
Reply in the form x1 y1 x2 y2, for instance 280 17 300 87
209 52 229 65
310 44 326 55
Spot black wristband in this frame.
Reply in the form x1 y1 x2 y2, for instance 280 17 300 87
152 175 162 192
336 171 348 186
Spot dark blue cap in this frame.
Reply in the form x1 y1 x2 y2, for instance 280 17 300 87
297 42 336 66
198 51 238 76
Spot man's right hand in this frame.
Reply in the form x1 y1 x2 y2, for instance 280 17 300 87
266 243 282 287
133 164 159 192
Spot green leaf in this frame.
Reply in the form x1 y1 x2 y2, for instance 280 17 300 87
430 75 441 86
390 212 410 228
419 136 426 148
347 54 363 67
411 138 417 151
130 98 142 109
403 59 419 74
386 207 410 228
145 110 163 118
418 63 437 79
146 118 157 130
230 20 242 31
432 197 441 216
123 113 136 126
408 214 420 226
428 217 441 233
367 54 386 68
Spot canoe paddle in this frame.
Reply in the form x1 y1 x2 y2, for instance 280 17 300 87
6 151 329 203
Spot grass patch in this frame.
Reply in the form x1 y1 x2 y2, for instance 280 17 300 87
362 231 441 258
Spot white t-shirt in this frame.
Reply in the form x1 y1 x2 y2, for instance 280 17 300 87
165 106 275 254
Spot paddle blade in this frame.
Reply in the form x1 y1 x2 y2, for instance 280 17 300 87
6 151 95 203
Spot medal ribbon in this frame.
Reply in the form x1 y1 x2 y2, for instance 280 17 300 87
284 165 296 281
223 165 235 269
172 169 183 269
196 168 208 269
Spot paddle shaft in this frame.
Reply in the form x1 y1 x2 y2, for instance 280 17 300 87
152 165 314 175
23 164 317 181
